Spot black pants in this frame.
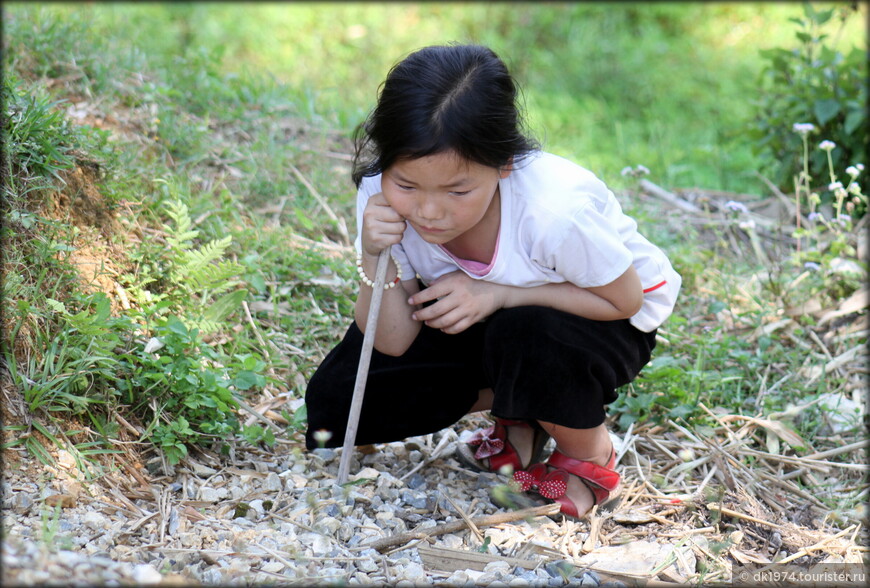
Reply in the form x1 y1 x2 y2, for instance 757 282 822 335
304 306 657 450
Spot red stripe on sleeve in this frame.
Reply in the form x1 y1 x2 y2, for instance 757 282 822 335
643 280 667 294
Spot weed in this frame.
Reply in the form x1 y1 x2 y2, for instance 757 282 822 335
751 3 867 199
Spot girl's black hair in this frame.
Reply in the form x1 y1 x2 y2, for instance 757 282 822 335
351 44 539 187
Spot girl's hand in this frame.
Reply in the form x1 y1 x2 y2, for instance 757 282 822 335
408 271 505 334
361 192 406 256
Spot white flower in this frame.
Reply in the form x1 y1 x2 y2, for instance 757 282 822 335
793 123 816 134
636 164 650 176
725 200 749 214
738 219 756 231
837 214 851 226
807 211 822 223
848 183 862 195
804 261 821 271
846 166 861 178
829 181 844 191
819 140 836 151
857 164 865 172
620 166 633 177
312 430 333 445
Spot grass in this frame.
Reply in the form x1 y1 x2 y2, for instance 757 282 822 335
5 3 866 193
1 2 866 517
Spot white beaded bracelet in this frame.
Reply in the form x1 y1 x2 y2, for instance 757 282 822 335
356 251 403 289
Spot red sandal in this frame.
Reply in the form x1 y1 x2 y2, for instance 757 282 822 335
456 417 551 474
511 448 621 519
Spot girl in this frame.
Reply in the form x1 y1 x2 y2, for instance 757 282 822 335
305 44 680 519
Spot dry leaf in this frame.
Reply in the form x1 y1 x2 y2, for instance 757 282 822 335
756 418 808 450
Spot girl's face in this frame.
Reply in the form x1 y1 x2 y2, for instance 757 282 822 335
381 151 510 245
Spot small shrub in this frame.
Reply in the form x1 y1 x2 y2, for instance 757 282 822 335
750 3 867 204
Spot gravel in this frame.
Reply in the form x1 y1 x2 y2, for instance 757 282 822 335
1 431 624 586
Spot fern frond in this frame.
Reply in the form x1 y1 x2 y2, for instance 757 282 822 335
188 260 243 291
181 235 233 275
201 277 244 298
186 317 223 335
163 200 199 250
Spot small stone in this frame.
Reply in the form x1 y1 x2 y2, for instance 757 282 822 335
131 563 163 584
441 534 465 549
11 493 33 513
82 511 109 531
580 571 601 586
318 516 341 535
260 561 285 573
312 448 336 461
408 450 423 463
476 572 500 585
356 555 380 573
484 560 512 575
263 472 282 492
401 562 427 583
406 473 426 489
248 499 266 515
446 570 471 586
400 490 427 509
350 467 380 482
199 487 221 502
201 568 224 583
518 570 539 583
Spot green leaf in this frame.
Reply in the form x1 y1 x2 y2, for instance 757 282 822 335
165 316 189 337
813 99 840 126
45 298 66 314
290 404 307 433
233 370 264 391
203 289 247 323
844 109 865 135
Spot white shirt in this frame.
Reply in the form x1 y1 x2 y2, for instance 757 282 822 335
355 151 681 332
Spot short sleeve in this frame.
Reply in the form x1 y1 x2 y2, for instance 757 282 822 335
535 203 633 288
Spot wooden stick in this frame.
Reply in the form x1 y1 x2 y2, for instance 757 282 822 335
288 163 351 245
359 503 561 553
336 247 391 484
638 179 703 213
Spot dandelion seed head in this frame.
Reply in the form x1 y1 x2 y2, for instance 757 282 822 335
792 123 816 134
819 140 836 151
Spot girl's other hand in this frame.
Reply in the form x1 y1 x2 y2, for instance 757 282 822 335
408 271 504 334
361 192 406 256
